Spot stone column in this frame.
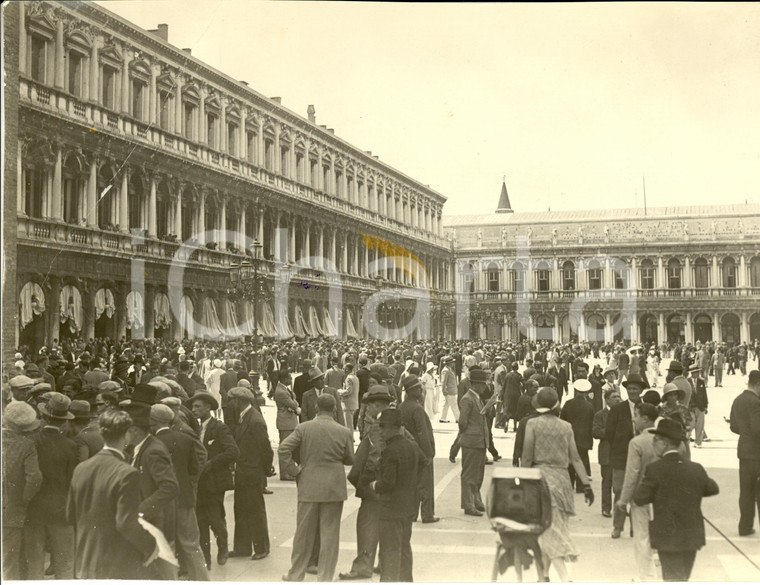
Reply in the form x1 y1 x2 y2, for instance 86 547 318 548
330 228 337 269
302 138 311 186
47 277 61 345
353 236 359 275
257 207 264 244
121 45 130 114
685 312 692 344
658 313 666 344
364 241 369 278
739 255 747 288
304 221 311 266
89 36 100 103
329 156 336 195
198 190 206 244
52 145 63 221
148 174 157 236
55 18 64 89
289 139 296 180
273 124 281 175
605 313 612 343
712 256 720 289
239 205 246 250
174 182 183 239
220 96 227 153
219 195 227 248
144 285 155 340
120 171 129 233
174 74 184 134
289 215 296 264
684 256 691 289
198 85 206 145
149 62 158 125
630 257 637 291
713 312 720 342
341 232 348 272
316 149 324 191
341 171 348 201
318 224 325 269
257 119 265 167
18 3 27 75
87 156 98 227
741 312 749 343
657 257 665 289
82 285 96 341
630 313 638 344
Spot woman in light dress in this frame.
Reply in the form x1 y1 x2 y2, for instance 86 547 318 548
646 348 660 387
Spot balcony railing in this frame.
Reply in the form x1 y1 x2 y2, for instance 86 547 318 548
19 77 449 250
461 286 759 302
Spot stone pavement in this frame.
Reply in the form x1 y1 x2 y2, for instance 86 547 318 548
205 358 759 582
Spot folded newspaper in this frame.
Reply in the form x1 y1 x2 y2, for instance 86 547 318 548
138 517 179 567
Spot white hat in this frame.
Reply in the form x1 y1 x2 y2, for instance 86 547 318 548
426 361 436 372
213 359 223 368
573 379 593 393
177 347 186 355
14 352 23 359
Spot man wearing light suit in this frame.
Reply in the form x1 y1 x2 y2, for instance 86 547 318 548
280 394 355 582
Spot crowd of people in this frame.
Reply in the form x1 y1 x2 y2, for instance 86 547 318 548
2 334 760 582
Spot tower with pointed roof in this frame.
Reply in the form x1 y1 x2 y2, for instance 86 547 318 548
495 180 513 213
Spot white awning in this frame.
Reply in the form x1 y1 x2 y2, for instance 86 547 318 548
60 285 83 333
154 292 171 328
292 305 307 338
126 290 144 331
260 303 276 338
346 309 359 339
322 307 339 338
19 282 45 329
308 305 324 337
179 295 194 338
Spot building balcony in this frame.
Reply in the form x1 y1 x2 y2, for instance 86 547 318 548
461 286 758 302
20 78 448 250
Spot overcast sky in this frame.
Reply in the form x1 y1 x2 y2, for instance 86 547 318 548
93 1 760 216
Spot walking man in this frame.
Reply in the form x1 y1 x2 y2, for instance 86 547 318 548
274 370 301 481
459 369 489 516
633 418 719 581
439 356 459 423
281 394 354 582
729 369 760 536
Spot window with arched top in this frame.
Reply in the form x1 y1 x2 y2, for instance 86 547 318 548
562 260 575 291
487 262 501 292
667 258 681 289
722 257 737 288
535 260 551 291
511 262 525 292
751 257 760 288
639 259 655 290
587 259 603 290
694 257 709 289
611 259 628 289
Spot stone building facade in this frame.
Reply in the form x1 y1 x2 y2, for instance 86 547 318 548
444 183 760 345
9 1 453 355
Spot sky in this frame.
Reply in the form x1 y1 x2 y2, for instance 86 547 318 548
93 1 760 216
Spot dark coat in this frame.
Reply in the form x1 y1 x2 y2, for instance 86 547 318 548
134 434 179 540
2 429 42 528
27 427 79 526
560 395 595 451
399 396 435 458
373 434 425 518
300 387 344 425
689 377 708 411
729 390 760 460
293 373 311 406
155 427 205 508
458 390 488 449
219 370 239 406
592 407 611 466
605 400 635 470
66 449 156 579
75 421 105 460
633 452 719 551
235 407 274 482
198 417 239 494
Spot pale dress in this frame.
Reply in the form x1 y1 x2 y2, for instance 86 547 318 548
522 414 580 563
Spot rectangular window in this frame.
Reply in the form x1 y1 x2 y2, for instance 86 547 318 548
562 269 575 290
227 123 237 156
181 206 193 242
724 265 736 288
488 271 500 292
129 193 141 229
246 131 256 163
537 270 550 291
102 66 116 109
158 91 171 130
68 51 83 97
641 268 654 290
614 271 625 289
183 103 196 140
668 268 681 289
30 35 47 83
511 271 524 292
207 114 216 148
694 266 709 288
24 169 45 218
589 269 602 290
464 273 474 293
131 80 145 120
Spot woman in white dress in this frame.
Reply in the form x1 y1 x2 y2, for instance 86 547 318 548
646 349 659 387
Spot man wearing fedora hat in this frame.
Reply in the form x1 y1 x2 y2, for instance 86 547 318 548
605 373 646 539
687 364 709 447
301 367 345 426
459 369 489 516
729 369 760 537
439 356 459 424
2 402 42 580
24 393 79 579
189 392 239 569
68 400 104 461
339 386 398 581
633 418 719 581
398 375 438 524
370 408 426 583
665 360 692 409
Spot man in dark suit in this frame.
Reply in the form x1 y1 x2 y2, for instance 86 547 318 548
371 408 426 583
24 393 79 580
560 379 596 493
398 375 438 524
266 348 281 399
219 362 239 425
593 388 622 518
280 394 354 582
228 387 273 560
293 359 313 407
503 362 524 432
67 409 158 580
605 373 645 538
729 370 760 536
274 369 300 481
459 369 489 516
119 386 180 580
301 367 345 425
189 392 239 569
634 418 719 581
150 404 209 581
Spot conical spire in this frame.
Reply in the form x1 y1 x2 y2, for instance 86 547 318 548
496 180 513 213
